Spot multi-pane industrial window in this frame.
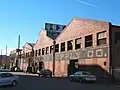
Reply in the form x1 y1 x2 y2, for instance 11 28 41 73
46 47 49 54
29 52 31 57
75 38 82 49
67 40 73 51
50 45 53 54
38 49 41 56
26 53 28 57
97 31 106 46
55 44 59 52
42 48 45 55
115 32 120 44
85 35 93 48
30 51 32 56
61 42 65 52
35 50 37 56
32 50 34 56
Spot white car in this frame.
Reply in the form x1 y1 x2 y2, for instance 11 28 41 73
0 72 19 86
69 71 97 83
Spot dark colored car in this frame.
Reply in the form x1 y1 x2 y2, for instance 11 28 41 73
38 69 52 78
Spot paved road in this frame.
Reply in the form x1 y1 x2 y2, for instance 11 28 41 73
0 72 119 90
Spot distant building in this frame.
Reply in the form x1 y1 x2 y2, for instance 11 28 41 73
10 49 18 68
22 42 35 71
0 55 10 69
9 49 22 68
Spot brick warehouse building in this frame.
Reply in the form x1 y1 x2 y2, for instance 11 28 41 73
22 18 120 79
22 42 35 72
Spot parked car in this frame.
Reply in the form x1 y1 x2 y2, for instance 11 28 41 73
0 72 19 86
69 71 96 83
11 66 22 72
38 68 52 78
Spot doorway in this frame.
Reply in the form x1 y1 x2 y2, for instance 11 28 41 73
39 61 44 71
68 59 78 76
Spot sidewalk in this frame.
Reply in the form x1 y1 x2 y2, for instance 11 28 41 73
10 72 38 76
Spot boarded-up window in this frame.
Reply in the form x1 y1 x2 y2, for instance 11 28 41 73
46 47 49 54
61 42 65 52
97 31 106 46
35 50 37 56
42 48 45 55
32 50 34 56
50 45 53 54
26 53 27 57
115 32 120 44
67 40 73 51
75 38 82 49
85 35 93 48
38 49 41 56
55 44 59 52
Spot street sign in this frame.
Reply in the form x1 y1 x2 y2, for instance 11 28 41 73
45 23 66 39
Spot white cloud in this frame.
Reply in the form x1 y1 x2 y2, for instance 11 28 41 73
75 0 97 8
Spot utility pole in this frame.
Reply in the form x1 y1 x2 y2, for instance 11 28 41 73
6 45 7 56
0 49 2 66
53 40 56 76
16 35 20 67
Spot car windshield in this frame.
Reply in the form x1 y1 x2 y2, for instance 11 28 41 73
74 72 81 75
82 72 91 75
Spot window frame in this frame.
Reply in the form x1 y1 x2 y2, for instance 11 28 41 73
35 50 37 56
67 40 73 51
61 42 65 52
46 47 49 54
50 45 53 54
75 38 82 49
38 49 41 56
42 48 45 55
97 31 107 46
55 44 59 53
85 34 93 48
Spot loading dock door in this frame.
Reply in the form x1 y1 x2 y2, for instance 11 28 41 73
68 59 78 76
39 61 44 71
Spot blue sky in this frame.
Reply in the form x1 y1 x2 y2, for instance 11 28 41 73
0 0 120 55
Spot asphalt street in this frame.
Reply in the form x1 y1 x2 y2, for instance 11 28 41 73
0 72 119 90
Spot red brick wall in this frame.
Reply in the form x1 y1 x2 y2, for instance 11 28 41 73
56 18 110 46
23 43 33 53
55 18 110 76
33 30 54 70
28 18 111 77
34 30 53 50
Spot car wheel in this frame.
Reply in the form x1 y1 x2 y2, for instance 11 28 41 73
50 74 52 77
46 75 50 78
38 73 40 76
12 80 17 86
69 77 73 81
79 78 83 83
